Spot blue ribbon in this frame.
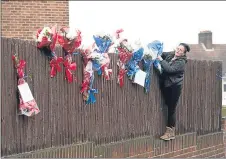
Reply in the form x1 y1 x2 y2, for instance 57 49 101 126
86 88 98 104
86 73 98 104
142 59 154 93
92 61 102 75
126 48 144 79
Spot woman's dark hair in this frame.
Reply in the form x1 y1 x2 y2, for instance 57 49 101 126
179 43 190 53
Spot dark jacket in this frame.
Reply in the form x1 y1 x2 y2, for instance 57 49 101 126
160 51 187 87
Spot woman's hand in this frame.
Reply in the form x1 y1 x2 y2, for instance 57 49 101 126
157 55 163 61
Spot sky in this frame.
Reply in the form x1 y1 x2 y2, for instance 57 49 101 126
69 1 226 51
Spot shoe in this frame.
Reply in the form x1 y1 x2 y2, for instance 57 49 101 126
160 126 175 141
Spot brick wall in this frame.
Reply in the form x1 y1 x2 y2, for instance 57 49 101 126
1 0 69 40
4 118 226 158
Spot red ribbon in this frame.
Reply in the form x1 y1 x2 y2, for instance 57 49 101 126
17 60 26 78
115 29 124 39
49 56 63 78
101 64 112 80
100 53 112 80
80 70 91 93
63 57 77 83
118 68 127 87
12 55 26 78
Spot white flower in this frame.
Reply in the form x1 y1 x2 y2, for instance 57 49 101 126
89 51 104 62
66 28 80 40
37 27 52 42
131 39 142 51
95 31 106 38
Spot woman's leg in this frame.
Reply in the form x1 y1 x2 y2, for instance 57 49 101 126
167 84 182 128
160 84 182 140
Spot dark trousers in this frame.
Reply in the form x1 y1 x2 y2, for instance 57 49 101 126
161 84 182 128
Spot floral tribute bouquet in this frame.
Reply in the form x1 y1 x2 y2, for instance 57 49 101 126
58 27 82 83
125 40 144 80
12 54 40 117
35 25 63 78
80 44 98 104
112 29 134 87
142 40 163 93
80 32 114 104
92 32 113 80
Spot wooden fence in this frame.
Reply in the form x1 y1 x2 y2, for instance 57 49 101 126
1 37 222 156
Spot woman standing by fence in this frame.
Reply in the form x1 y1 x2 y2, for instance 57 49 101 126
157 43 190 141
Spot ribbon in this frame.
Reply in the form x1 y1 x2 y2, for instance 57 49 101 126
86 88 98 104
101 64 112 80
80 49 92 95
80 68 92 93
80 81 90 94
142 59 154 93
17 60 26 78
115 29 124 39
86 74 98 104
50 56 64 78
118 68 127 87
63 54 77 83
12 55 26 78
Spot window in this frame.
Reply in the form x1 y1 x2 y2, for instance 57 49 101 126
224 84 226 92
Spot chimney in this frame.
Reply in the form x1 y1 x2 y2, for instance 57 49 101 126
198 30 213 50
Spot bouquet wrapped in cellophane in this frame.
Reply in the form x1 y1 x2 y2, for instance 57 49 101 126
112 29 134 87
35 25 63 78
142 40 163 93
58 27 82 83
80 44 98 104
92 32 114 80
12 54 40 117
80 32 114 104
125 39 144 80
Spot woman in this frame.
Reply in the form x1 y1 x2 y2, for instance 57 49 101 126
157 43 190 141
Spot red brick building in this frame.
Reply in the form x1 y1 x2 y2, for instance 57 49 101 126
1 0 69 40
